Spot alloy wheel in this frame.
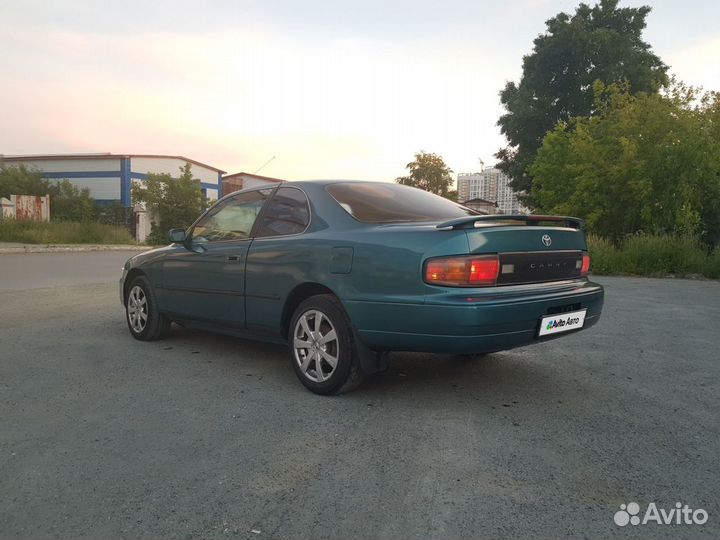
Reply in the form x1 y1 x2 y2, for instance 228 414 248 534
293 309 339 383
127 285 148 333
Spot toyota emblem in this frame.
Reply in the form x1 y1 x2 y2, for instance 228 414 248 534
541 234 552 247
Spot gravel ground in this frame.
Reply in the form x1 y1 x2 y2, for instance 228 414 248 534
0 262 718 539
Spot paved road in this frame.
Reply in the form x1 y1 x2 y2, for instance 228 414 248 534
1 252 719 539
0 251 139 291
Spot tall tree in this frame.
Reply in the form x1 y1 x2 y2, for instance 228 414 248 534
496 0 668 193
396 151 454 197
530 82 720 246
49 180 97 222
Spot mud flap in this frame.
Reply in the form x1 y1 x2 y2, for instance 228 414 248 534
352 327 389 374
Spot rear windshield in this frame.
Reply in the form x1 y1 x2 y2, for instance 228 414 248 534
327 182 477 223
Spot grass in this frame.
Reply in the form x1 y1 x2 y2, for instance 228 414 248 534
588 234 720 279
0 219 135 245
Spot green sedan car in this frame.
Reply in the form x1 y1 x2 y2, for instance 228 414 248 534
120 181 604 394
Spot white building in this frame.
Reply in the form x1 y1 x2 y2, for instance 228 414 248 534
0 153 226 206
457 167 527 214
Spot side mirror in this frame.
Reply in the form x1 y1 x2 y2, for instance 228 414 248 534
168 228 187 243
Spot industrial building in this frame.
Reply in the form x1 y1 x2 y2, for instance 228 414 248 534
0 153 226 206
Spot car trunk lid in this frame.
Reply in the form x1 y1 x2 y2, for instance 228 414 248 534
457 216 588 286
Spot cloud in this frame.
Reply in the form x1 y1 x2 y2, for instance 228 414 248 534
6 1 714 182
664 37 720 92
0 23 512 180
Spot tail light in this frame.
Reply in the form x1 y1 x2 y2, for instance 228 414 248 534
424 255 499 287
580 252 590 276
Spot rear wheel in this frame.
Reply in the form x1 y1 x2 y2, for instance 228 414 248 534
288 295 364 395
125 275 171 341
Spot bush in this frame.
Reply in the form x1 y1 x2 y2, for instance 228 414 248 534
49 180 97 222
131 162 207 243
146 223 170 246
0 219 134 244
587 233 718 278
705 248 720 279
1 167 101 222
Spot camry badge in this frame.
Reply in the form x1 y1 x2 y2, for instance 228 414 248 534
541 234 552 247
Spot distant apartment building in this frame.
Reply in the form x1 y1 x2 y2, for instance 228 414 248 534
457 167 527 214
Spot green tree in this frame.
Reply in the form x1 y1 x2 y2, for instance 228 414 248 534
530 82 720 246
496 0 668 194
396 151 454 197
97 201 130 226
0 165 97 222
132 163 208 244
0 165 51 199
49 180 97 222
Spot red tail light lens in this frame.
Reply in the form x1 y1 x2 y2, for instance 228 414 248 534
580 252 590 276
424 255 499 287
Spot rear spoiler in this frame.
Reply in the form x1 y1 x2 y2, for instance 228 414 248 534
435 214 585 230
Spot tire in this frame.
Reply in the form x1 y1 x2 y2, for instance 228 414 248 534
125 275 171 341
288 294 364 395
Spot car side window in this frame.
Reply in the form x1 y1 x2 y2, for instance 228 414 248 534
254 187 310 238
192 188 271 243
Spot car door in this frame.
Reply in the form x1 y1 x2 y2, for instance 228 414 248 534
160 187 274 327
245 186 312 334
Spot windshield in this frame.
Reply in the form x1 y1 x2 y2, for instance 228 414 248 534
327 182 477 223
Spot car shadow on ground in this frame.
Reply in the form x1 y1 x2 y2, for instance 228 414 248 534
156 324 579 407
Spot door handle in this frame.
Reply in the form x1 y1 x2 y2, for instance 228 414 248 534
226 255 240 262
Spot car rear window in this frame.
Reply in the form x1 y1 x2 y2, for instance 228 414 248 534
327 183 477 223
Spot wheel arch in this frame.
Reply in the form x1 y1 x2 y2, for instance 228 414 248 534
281 282 339 338
123 268 147 306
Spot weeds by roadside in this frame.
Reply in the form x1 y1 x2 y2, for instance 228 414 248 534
0 219 135 245
588 234 720 279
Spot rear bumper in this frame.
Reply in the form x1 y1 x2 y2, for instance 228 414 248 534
346 278 604 354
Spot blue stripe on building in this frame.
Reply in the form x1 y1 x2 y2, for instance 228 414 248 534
38 169 220 207
120 158 131 206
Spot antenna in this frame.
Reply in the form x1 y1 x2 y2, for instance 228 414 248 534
254 156 276 174
478 158 485 171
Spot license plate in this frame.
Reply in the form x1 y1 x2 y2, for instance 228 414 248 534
538 309 587 337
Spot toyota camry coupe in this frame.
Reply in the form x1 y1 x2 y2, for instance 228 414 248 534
120 181 604 394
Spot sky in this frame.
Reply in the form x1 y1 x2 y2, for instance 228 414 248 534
1 0 719 182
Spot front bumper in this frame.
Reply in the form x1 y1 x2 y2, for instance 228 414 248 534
347 278 604 354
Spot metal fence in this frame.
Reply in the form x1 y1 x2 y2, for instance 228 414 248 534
0 194 50 221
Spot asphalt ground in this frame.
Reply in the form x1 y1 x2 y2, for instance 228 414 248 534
1 252 718 539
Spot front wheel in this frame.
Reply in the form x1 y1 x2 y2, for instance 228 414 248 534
125 275 171 341
288 294 364 395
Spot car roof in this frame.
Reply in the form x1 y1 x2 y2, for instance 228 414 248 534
217 179 412 204
286 179 378 187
